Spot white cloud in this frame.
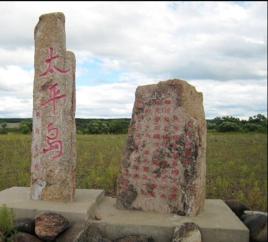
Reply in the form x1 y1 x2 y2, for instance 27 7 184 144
0 96 32 118
76 82 135 118
0 65 33 117
0 65 33 95
0 1 267 118
191 79 267 119
0 48 33 66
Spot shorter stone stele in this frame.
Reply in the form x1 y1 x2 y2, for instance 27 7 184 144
117 79 206 216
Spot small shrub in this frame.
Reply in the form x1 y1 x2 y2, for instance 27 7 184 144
19 122 31 134
216 122 241 132
0 205 14 235
0 129 7 135
243 123 263 132
0 123 7 135
207 122 216 130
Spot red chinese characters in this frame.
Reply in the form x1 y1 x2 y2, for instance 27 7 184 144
43 123 63 160
40 47 70 77
41 83 66 114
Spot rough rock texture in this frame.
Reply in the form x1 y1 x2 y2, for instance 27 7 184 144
78 224 112 242
117 80 206 216
12 232 43 242
35 212 70 241
56 222 87 242
115 235 155 242
30 12 76 202
172 223 202 242
242 213 267 242
224 200 250 219
15 218 35 235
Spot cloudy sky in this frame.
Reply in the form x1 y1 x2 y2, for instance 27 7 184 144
0 1 267 119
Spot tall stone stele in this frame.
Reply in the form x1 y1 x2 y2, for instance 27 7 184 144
116 79 206 216
31 12 76 202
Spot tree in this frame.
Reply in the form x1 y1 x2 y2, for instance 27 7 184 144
86 121 109 134
243 123 263 132
0 122 7 134
216 121 241 132
19 121 32 134
248 114 267 124
109 120 129 134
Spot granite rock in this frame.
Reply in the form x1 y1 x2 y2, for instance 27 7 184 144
35 212 70 241
242 213 267 242
117 79 206 216
15 218 35 235
12 232 42 242
30 12 76 202
115 235 155 242
224 200 250 219
172 222 202 242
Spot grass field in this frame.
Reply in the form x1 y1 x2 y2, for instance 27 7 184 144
0 132 267 211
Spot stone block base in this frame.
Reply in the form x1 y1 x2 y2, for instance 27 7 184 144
0 187 104 222
0 188 249 242
90 197 249 242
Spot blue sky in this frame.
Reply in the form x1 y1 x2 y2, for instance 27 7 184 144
0 1 267 119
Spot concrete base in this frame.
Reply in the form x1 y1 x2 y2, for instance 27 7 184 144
0 187 104 222
90 197 249 242
0 187 249 242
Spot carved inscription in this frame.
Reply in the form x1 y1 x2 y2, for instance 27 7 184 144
117 80 206 215
31 12 76 202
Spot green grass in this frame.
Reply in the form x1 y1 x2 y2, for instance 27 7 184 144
0 205 14 237
0 132 267 211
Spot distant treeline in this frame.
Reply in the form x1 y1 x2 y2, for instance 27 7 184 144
0 118 130 134
0 114 267 134
76 118 130 134
207 114 267 133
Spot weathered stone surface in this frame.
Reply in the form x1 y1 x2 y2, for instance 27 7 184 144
15 218 35 235
242 213 267 242
35 212 70 241
224 200 250 219
12 232 42 242
30 12 76 202
172 223 202 242
79 224 112 242
116 79 206 216
115 235 155 242
56 222 85 242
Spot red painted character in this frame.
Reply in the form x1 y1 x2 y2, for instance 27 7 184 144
41 83 66 114
154 125 161 131
36 111 40 118
143 150 150 155
164 99 172 105
40 47 70 77
143 166 149 172
43 123 63 160
144 108 150 114
153 133 161 139
142 175 148 180
154 116 161 123
164 116 170 122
